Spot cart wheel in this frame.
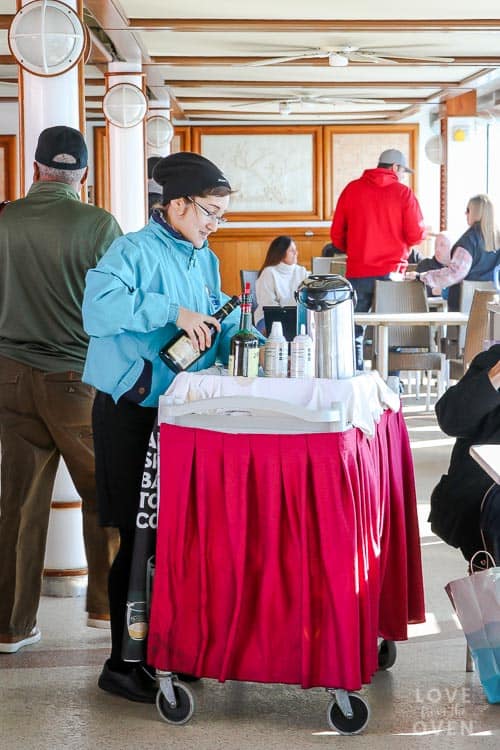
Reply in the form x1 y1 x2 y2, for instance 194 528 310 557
327 694 370 735
378 639 397 670
156 682 194 725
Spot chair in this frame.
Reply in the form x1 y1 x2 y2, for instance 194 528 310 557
311 256 334 275
330 257 347 277
239 269 259 319
448 289 498 381
442 280 495 358
373 280 447 409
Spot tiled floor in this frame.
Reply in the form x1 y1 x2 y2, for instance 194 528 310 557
1 394 500 749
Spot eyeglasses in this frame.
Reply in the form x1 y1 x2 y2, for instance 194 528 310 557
187 197 227 225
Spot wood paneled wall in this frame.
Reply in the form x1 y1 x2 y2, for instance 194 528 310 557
209 226 331 296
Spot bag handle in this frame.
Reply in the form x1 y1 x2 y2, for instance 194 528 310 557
470 549 496 572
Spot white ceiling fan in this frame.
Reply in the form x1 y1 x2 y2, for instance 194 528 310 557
243 45 455 67
230 94 386 113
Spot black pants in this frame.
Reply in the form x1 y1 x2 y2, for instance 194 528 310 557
92 392 157 670
481 485 500 565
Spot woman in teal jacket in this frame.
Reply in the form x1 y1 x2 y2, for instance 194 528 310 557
82 152 245 703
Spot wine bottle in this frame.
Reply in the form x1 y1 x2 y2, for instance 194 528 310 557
228 283 260 377
159 295 241 374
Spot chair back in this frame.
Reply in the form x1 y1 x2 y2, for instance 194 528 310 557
463 289 499 370
239 269 259 314
374 280 430 349
330 257 347 277
448 280 495 353
311 256 334 275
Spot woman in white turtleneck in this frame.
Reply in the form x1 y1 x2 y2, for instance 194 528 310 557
254 235 308 333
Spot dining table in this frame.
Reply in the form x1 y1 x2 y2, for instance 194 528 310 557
354 311 469 380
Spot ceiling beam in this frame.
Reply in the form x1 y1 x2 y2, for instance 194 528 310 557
149 56 500 67
127 18 500 32
0 55 15 65
0 14 13 29
164 79 466 90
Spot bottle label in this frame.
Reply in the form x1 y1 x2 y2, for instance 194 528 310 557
290 344 314 378
264 342 288 378
246 347 259 378
168 336 199 369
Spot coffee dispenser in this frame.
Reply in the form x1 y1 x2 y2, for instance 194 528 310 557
295 275 356 379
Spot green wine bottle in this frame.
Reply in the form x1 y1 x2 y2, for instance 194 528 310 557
228 283 259 377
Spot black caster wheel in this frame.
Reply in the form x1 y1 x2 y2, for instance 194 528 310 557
378 639 397 670
156 682 194 725
327 694 370 735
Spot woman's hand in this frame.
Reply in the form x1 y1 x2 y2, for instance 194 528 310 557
405 271 419 281
176 307 221 351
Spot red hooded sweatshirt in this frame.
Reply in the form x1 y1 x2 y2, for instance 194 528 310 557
330 168 426 278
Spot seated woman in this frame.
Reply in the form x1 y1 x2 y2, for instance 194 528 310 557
429 345 500 563
410 195 500 310
254 235 308 333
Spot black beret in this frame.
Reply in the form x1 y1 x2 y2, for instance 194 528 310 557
35 125 88 170
152 151 231 204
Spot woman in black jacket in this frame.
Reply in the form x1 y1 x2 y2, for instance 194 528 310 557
411 194 500 310
429 345 500 561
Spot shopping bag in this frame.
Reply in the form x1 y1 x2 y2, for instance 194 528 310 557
446 552 500 703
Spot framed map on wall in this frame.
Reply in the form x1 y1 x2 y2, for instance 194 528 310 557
192 126 323 221
323 124 419 219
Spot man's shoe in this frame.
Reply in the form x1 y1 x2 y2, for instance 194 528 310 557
98 661 157 703
0 627 41 654
87 613 111 629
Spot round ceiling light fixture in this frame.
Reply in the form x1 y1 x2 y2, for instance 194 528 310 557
424 134 445 165
103 82 148 128
8 0 86 77
328 52 349 67
146 115 175 151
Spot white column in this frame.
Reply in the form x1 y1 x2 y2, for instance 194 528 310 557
106 63 147 232
15 0 88 597
42 459 88 598
19 0 83 195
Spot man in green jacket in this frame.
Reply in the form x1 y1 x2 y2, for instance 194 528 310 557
0 125 122 652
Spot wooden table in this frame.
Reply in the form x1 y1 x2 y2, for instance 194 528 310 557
354 311 469 380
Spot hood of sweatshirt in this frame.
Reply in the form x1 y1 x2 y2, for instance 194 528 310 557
360 167 400 188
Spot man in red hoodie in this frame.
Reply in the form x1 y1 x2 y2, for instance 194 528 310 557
330 148 427 370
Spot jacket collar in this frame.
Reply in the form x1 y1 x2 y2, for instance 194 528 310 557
149 210 209 256
28 181 81 200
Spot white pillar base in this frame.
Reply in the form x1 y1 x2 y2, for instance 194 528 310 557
41 573 87 598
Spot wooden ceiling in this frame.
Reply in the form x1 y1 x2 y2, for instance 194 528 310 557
1 1 500 124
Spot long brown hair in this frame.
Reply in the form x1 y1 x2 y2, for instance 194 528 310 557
258 235 294 277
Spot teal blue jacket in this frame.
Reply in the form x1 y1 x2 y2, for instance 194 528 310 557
82 216 254 406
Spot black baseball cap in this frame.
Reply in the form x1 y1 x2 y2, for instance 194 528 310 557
35 125 88 170
152 151 231 204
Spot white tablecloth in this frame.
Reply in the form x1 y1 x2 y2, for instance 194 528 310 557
162 369 399 437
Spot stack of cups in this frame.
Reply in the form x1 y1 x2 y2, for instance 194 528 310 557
264 321 288 377
264 322 314 378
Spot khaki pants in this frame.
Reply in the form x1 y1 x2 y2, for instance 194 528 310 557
0 355 119 637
